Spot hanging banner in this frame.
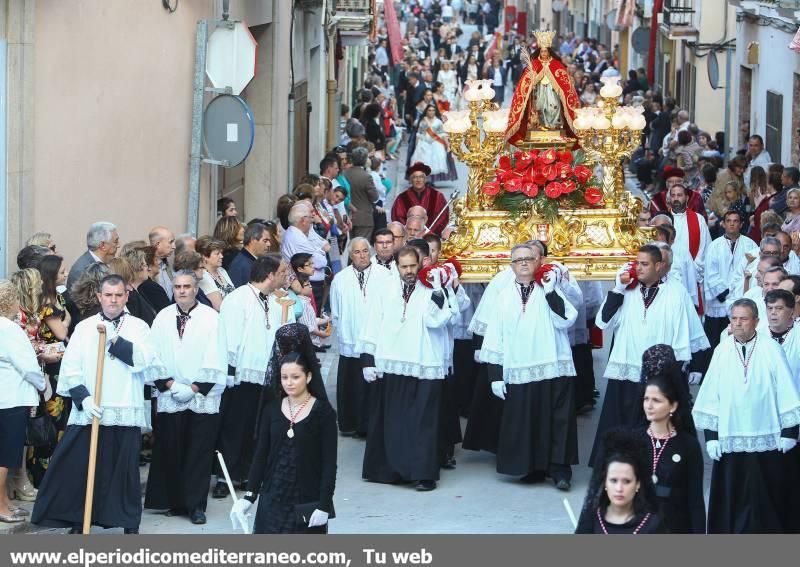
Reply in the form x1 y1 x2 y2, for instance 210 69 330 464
384 0 404 65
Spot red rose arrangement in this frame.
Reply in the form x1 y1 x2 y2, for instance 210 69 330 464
482 148 603 221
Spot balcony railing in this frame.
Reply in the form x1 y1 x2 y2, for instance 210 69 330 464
332 0 373 35
663 0 696 27
335 0 371 12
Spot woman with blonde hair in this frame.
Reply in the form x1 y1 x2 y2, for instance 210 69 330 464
26 232 56 253
0 280 45 522
781 188 800 235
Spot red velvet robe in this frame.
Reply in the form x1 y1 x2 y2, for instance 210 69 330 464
391 185 450 235
505 52 580 147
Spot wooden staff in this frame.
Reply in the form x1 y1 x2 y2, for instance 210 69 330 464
82 324 107 534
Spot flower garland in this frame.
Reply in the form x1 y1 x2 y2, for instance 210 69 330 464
482 148 603 222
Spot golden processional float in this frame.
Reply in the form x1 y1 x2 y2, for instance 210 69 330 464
441 30 653 282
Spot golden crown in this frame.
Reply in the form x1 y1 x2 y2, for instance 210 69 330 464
533 30 556 49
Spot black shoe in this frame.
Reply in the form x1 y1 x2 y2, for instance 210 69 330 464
166 508 187 517
520 471 546 484
555 478 571 491
576 403 595 416
592 389 600 398
415 480 437 491
124 527 139 534
212 482 229 499
339 430 356 437
441 457 457 470
190 509 207 525
68 526 82 534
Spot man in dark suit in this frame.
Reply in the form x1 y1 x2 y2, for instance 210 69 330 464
341 147 379 240
228 223 272 288
404 73 426 129
508 37 527 86
443 36 462 60
67 222 120 291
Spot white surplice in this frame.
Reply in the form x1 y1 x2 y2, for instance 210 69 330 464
693 333 800 453
57 313 165 427
704 234 758 318
150 303 228 414
357 279 452 379
330 263 394 357
479 280 577 383
597 279 710 382
217 284 295 386
672 210 711 283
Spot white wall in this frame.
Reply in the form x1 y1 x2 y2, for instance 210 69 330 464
734 16 800 164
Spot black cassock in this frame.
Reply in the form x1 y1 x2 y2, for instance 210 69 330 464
462 334 504 454
362 374 443 483
32 425 142 530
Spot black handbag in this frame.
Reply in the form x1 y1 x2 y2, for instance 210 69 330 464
26 402 57 449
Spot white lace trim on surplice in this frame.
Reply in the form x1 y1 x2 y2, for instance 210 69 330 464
68 406 148 428
376 359 445 380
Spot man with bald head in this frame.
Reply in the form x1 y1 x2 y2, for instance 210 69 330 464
407 206 429 225
330 237 393 436
149 226 177 299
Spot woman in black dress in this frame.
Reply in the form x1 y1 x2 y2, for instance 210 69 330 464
231 351 336 534
576 429 665 534
640 348 706 533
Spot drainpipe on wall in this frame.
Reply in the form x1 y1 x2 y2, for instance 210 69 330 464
0 41 6 277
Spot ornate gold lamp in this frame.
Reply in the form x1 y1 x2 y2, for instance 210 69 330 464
442 80 508 211
441 67 654 282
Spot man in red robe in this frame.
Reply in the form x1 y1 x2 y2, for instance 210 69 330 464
505 43 580 147
391 162 450 235
649 166 708 220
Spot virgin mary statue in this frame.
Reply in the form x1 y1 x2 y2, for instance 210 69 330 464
505 30 581 147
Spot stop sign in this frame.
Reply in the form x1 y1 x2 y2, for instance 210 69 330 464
206 21 258 95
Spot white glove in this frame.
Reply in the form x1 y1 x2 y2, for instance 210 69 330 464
362 367 378 383
229 499 252 533
473 350 482 363
171 382 196 403
491 381 507 400
687 372 702 385
613 263 631 293
430 268 443 291
308 509 329 527
81 396 104 420
542 271 557 294
706 440 722 461
779 438 797 453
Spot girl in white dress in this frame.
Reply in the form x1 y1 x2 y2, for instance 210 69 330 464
410 105 450 177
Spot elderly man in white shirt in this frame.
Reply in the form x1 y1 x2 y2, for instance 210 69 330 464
281 203 330 314
744 134 772 187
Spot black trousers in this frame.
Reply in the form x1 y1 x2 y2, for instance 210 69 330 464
215 382 262 482
145 410 221 512
336 355 369 435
